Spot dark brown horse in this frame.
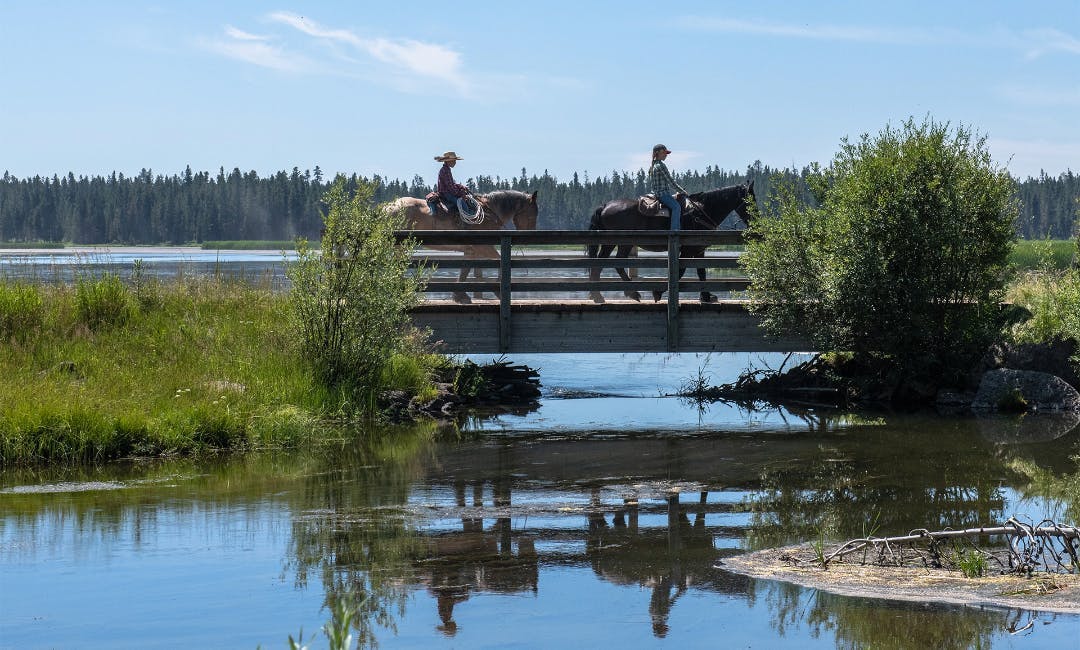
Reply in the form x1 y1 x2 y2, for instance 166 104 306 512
384 190 538 302
586 180 755 303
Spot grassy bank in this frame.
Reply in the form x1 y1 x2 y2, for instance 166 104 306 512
1009 238 1076 272
200 240 300 250
0 241 65 249
0 275 436 466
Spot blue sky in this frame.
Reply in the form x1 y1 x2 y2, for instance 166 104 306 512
2 1 1078 186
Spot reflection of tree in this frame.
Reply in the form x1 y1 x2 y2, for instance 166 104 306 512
1007 437 1080 525
285 422 441 648
808 591 1001 650
743 426 1016 553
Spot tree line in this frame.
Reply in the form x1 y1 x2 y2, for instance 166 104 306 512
0 163 1075 244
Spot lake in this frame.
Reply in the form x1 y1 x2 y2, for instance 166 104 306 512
1 251 1078 648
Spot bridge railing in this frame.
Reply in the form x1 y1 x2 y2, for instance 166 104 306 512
397 229 749 300
396 229 751 352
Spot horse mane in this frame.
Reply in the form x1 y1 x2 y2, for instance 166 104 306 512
480 189 527 215
691 183 746 214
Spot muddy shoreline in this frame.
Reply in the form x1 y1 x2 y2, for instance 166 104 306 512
720 544 1080 614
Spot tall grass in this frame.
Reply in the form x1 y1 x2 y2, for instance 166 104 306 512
0 282 45 339
0 269 438 466
1006 239 1080 345
1009 239 1076 272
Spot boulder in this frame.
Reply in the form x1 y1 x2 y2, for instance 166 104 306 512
971 368 1080 412
971 339 1080 390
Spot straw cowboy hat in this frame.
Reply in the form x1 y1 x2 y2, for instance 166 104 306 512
435 151 464 162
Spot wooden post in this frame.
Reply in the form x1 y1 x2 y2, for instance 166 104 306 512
499 235 512 352
667 232 680 351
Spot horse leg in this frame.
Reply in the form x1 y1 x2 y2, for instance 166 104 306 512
589 244 617 303
654 249 687 303
698 264 714 303
452 263 472 304
614 244 640 302
473 244 499 300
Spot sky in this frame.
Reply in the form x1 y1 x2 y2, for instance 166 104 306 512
2 1 1079 187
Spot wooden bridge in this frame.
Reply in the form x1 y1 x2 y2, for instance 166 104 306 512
402 230 812 354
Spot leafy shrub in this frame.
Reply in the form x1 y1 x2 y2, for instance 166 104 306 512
75 273 133 330
744 117 1018 384
287 178 426 396
0 282 44 340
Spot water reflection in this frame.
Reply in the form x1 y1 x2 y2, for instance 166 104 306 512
2 412 1078 648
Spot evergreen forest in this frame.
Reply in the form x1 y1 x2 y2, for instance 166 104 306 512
1 162 1076 245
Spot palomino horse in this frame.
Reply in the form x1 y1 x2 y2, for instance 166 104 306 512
384 190 539 303
586 180 755 303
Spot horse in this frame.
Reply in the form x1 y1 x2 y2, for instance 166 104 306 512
384 190 538 303
586 180 755 304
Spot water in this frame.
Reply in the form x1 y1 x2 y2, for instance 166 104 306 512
1 251 1078 648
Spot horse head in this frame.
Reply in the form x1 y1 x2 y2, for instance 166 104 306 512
481 190 538 230
733 179 756 225
688 180 756 229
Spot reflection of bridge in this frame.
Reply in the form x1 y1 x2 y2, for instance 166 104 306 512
403 230 811 354
415 479 750 639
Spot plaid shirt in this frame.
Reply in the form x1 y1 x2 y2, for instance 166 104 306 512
648 160 686 196
437 164 468 198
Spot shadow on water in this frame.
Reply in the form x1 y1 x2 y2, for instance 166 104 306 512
2 404 1079 647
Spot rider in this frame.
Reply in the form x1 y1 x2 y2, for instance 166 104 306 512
429 151 472 216
648 144 688 230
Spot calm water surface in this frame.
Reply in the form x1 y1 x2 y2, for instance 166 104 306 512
2 253 1079 648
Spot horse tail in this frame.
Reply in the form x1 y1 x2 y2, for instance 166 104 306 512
586 205 604 258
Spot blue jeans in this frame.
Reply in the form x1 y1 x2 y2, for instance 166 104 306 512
429 194 468 216
658 192 681 230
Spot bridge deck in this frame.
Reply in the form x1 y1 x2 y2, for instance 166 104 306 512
412 299 810 353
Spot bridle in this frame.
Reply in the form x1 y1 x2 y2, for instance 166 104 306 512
686 185 750 230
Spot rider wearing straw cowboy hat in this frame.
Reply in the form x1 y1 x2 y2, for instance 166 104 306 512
429 151 473 216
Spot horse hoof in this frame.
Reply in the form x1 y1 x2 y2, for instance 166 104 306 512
626 291 641 302
700 292 716 304
590 292 605 304
652 291 664 303
452 292 472 304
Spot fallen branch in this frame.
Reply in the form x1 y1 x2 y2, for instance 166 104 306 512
820 518 1079 575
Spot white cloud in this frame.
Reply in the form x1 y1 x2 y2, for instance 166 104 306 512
679 16 1080 60
224 26 269 42
675 16 950 45
200 29 309 73
1020 27 1080 58
266 11 471 95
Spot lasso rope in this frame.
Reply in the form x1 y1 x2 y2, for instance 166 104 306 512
459 195 485 225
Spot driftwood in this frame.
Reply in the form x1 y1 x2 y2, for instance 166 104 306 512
817 518 1079 576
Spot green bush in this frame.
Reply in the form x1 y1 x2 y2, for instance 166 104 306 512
744 117 1018 384
287 178 427 396
75 274 133 330
0 282 44 340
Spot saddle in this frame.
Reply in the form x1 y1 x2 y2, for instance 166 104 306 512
637 193 690 218
426 191 460 218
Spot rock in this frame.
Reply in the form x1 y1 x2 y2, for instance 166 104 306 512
976 412 1080 444
971 368 1080 412
971 339 1080 390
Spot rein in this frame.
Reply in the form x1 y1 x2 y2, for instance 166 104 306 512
687 186 746 230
